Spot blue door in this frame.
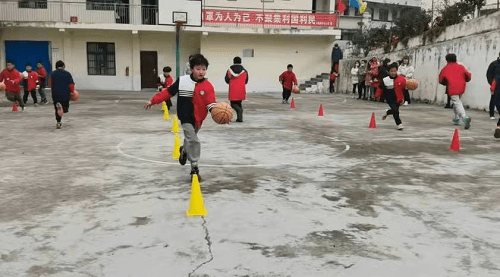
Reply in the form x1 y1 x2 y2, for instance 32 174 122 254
5 41 51 83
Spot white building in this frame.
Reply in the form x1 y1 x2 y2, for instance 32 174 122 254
0 0 342 92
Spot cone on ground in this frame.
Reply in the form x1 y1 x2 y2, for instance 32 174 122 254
369 112 376 128
12 103 18 112
318 104 324 116
161 101 167 111
171 115 179 133
163 106 170 120
450 128 461 151
186 174 207 217
290 98 295 110
172 133 181 160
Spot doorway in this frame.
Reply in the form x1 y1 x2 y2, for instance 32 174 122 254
140 51 158 89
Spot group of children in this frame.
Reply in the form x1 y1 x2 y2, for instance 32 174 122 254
1 60 75 129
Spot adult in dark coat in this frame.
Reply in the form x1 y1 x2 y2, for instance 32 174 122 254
486 52 500 119
331 43 343 71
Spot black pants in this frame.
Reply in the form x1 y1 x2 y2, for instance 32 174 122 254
23 89 38 104
446 94 452 107
385 91 402 125
230 100 243 122
282 89 292 101
38 83 47 101
329 80 335 93
159 87 172 110
53 101 69 123
358 83 366 99
489 94 497 117
493 94 500 126
404 89 411 104
352 84 358 95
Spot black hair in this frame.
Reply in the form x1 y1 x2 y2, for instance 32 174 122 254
55 60 65 68
383 58 391 67
287 64 293 69
334 43 338 47
26 63 32 67
6 60 14 65
445 53 457 62
163 66 171 72
388 62 399 70
233 56 242 64
354 60 361 66
189 55 194 60
37 61 44 65
189 54 209 69
362 60 367 63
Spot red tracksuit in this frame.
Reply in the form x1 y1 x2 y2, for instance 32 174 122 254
26 71 39 91
439 62 472 96
279 71 298 91
0 69 23 93
37 67 47 85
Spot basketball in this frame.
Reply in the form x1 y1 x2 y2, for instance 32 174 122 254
211 102 233 124
292 85 300 94
70 90 80 101
0 82 5 91
406 79 418 90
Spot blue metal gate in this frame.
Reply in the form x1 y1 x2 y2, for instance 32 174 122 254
5 41 52 81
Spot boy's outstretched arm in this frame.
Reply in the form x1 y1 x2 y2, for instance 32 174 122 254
144 78 179 109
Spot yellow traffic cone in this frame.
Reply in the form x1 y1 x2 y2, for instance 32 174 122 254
163 107 170 120
171 115 180 133
186 174 207 217
172 133 181 160
161 101 167 111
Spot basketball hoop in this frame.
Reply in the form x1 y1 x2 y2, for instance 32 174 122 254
173 11 187 26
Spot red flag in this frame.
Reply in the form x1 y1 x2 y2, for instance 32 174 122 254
336 0 346 14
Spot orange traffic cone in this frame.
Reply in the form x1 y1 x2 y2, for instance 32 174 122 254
290 98 295 110
12 103 18 112
450 128 460 151
318 104 324 116
369 112 376 128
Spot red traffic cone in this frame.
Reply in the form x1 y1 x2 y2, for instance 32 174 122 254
318 104 324 116
450 128 460 151
369 112 376 128
290 98 295 110
12 103 18 112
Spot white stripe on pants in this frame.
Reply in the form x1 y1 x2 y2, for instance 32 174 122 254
182 123 200 168
450 95 467 120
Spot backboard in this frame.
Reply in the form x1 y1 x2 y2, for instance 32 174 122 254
158 0 202 27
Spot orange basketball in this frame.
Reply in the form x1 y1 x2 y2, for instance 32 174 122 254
0 82 5 91
406 79 418 90
211 102 233 124
70 90 80 101
292 85 300 94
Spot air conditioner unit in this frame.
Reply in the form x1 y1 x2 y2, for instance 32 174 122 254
70 16 78 23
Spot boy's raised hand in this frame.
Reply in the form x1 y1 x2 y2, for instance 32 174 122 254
143 100 153 110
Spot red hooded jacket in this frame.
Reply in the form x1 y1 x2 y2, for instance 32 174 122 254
439 62 472 96
26 71 39 91
279 71 298 91
37 67 47 84
0 69 23 93
225 65 248 101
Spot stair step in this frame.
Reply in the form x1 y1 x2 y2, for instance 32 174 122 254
311 78 323 82
305 80 316 85
299 84 310 89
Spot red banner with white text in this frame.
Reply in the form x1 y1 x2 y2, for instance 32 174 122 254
203 9 338 28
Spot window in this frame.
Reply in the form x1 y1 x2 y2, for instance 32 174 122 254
392 10 398 21
19 0 47 9
87 42 116 76
242 49 254 58
86 0 115 11
379 9 389 21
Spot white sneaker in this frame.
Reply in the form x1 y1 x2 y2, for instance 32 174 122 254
397 124 404 130
490 116 496 120
21 107 26 112
382 109 389 120
403 101 409 106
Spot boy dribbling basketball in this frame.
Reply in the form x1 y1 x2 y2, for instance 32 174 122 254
144 54 217 180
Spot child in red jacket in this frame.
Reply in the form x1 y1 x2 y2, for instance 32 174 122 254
225 56 248 122
36 62 48 104
279 64 297 104
0 61 24 111
22 64 40 106
439 54 472 129
144 54 217 180
157 66 173 110
329 66 339 93
489 76 500 138
381 62 407 130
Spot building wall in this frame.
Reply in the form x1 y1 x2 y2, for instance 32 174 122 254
203 0 313 11
200 32 334 93
336 11 500 110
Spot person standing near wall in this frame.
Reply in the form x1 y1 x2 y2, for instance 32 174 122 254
36 62 49 104
488 76 500 138
329 66 339 93
184 55 194 76
225 56 248 123
486 51 500 120
439 54 472 130
350 61 360 99
157 66 173 110
358 60 367 99
367 57 380 101
331 43 343 72
398 55 414 106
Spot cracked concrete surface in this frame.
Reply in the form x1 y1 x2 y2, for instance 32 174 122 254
1 91 500 277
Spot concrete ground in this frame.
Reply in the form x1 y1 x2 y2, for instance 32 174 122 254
1 90 500 277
